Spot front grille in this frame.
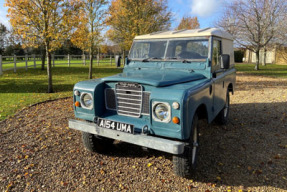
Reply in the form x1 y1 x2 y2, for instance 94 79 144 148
105 82 150 117
105 88 116 110
142 92 150 115
115 82 142 117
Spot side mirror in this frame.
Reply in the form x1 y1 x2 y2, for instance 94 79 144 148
115 55 121 67
220 54 230 69
125 56 130 65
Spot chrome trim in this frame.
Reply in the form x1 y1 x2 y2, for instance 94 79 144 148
80 92 93 110
115 83 143 118
116 89 142 92
116 93 141 96
152 101 171 123
118 101 141 106
118 106 141 110
117 110 139 114
104 87 151 116
117 97 142 101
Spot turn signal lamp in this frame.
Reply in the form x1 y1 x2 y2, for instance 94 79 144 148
75 101 81 107
172 116 180 124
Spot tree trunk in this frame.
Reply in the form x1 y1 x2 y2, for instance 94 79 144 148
41 48 46 70
262 47 266 66
254 50 260 70
122 50 125 66
89 18 94 79
89 50 93 79
46 44 53 93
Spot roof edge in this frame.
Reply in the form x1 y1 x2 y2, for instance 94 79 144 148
134 28 233 40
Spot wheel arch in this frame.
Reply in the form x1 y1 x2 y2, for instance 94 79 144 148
185 103 208 140
196 104 208 121
228 83 234 95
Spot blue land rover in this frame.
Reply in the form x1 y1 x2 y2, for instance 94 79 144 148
69 28 236 177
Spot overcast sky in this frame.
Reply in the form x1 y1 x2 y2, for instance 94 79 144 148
0 0 226 29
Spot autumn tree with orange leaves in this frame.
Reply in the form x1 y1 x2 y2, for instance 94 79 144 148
177 16 200 30
5 0 79 93
106 0 171 54
71 0 108 79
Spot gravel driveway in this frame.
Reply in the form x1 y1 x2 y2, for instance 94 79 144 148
1 73 287 192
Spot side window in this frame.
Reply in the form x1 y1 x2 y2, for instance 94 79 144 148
212 40 222 70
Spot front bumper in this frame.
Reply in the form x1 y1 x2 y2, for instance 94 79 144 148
69 119 185 155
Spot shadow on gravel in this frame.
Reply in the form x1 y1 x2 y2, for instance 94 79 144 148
194 102 287 190
1 97 286 191
108 141 172 159
93 101 287 190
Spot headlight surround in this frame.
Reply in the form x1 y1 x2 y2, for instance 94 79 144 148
80 92 93 109
152 102 171 123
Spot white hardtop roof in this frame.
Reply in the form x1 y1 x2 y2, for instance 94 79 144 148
134 28 233 40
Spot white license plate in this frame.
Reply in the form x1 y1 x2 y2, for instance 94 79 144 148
97 118 134 134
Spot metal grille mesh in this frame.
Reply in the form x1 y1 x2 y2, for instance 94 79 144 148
142 92 150 114
105 83 150 117
115 83 142 117
105 88 116 110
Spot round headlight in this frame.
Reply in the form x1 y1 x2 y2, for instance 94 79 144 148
154 103 170 121
81 93 93 109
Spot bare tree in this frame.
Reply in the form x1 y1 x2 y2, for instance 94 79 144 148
0 23 9 54
217 0 287 70
275 11 287 63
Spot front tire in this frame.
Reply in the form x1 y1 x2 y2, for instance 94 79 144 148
173 114 199 178
82 132 114 154
215 91 230 125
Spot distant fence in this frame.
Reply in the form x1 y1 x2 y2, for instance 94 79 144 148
0 54 121 75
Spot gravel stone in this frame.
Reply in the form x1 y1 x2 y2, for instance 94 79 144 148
1 73 287 191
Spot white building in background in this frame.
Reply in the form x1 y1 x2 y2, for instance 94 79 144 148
243 45 287 65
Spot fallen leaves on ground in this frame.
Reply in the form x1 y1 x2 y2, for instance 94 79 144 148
1 74 287 191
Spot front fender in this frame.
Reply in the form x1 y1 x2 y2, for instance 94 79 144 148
182 80 213 140
73 79 105 121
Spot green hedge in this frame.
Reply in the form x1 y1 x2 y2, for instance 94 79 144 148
234 50 245 63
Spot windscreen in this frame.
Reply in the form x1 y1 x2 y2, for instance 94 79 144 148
129 39 208 60
129 41 167 59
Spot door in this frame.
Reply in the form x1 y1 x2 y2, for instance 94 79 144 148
212 39 226 116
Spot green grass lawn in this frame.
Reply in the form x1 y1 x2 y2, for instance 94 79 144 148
0 64 122 121
235 63 287 78
1 62 286 121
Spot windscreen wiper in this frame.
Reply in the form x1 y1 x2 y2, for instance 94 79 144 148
166 57 191 63
166 57 180 60
182 60 191 63
142 57 160 62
